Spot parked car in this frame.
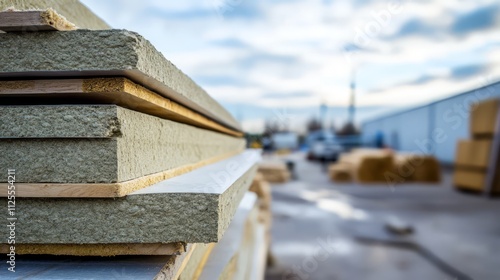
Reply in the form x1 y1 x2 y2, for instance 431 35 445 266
310 137 344 161
307 131 362 161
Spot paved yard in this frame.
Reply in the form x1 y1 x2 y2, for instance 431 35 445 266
265 153 500 280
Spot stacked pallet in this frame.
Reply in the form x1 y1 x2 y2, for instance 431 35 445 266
329 149 441 184
454 99 500 193
0 1 269 279
393 153 441 183
328 163 352 182
258 161 291 183
330 149 395 183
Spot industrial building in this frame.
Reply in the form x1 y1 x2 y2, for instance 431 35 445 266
362 80 500 164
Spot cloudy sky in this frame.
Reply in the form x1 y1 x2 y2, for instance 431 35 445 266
80 0 500 133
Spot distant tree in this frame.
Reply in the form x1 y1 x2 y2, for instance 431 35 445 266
337 122 359 136
264 119 280 136
306 117 322 132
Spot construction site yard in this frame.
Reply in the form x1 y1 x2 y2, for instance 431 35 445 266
265 153 500 280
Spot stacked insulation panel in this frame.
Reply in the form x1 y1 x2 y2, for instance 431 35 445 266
258 161 291 183
0 1 270 279
454 98 500 193
329 149 441 184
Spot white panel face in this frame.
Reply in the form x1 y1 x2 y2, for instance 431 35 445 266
362 82 500 163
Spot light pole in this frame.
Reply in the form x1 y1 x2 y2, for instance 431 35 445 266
320 101 327 130
348 68 356 125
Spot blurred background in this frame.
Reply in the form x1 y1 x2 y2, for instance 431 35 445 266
80 1 500 279
81 0 500 136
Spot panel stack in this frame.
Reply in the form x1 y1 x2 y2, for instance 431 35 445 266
258 161 291 183
0 1 270 279
329 149 441 184
454 98 500 194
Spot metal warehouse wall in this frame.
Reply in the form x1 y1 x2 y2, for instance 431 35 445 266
362 81 500 164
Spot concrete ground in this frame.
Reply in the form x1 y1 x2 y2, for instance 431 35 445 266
265 153 500 280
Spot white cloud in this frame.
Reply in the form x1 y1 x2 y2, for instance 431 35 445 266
80 0 500 132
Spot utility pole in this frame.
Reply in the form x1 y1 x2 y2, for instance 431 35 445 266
348 69 356 125
320 101 327 130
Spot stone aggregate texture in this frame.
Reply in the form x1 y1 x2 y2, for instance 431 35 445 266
0 29 241 131
0 151 260 244
0 105 245 183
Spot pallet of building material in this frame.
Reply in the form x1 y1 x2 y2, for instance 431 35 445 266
258 161 291 183
453 169 500 194
0 9 76 32
0 0 109 30
453 139 499 193
339 149 394 183
470 98 499 138
249 173 272 211
455 139 492 170
328 163 353 183
0 150 260 246
394 153 441 183
0 78 242 137
0 29 241 131
0 105 245 198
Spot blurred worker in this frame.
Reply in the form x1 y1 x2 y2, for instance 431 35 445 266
375 130 385 149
